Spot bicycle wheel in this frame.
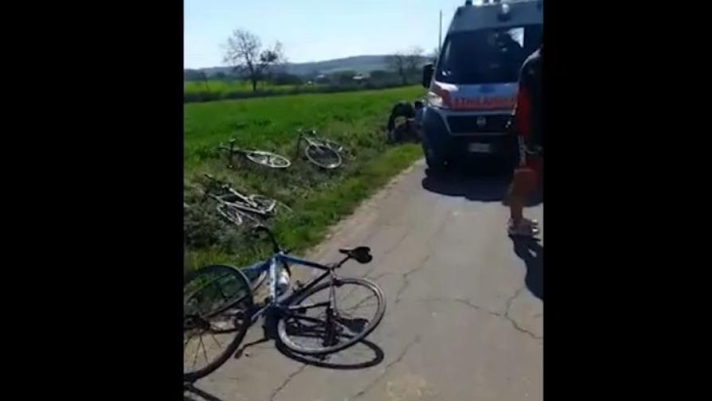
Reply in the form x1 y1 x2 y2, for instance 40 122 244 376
245 151 291 169
305 144 342 169
218 203 263 228
277 277 385 355
184 265 254 382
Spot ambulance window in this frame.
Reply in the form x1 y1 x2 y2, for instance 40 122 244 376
436 24 540 85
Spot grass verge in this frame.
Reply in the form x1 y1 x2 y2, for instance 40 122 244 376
184 86 423 271
184 144 420 270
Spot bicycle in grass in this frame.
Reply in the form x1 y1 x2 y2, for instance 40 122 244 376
219 138 291 169
295 129 348 169
201 173 292 228
183 225 386 382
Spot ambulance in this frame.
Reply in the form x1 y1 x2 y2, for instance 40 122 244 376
420 0 543 171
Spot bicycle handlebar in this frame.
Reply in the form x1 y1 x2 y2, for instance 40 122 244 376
204 173 227 187
202 174 233 196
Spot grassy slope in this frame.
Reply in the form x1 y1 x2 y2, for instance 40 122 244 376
185 86 424 271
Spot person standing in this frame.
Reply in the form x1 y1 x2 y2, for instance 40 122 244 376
507 44 543 237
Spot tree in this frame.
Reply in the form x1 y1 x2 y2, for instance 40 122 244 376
404 46 424 76
222 29 285 92
429 47 440 63
385 53 408 85
369 69 393 83
386 47 424 85
329 70 357 86
272 72 302 86
184 69 205 81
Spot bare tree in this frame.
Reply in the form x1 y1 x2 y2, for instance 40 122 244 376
386 47 424 86
385 53 408 85
404 46 424 75
199 71 210 93
222 29 285 92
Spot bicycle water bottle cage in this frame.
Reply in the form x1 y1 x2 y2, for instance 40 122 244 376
339 247 372 264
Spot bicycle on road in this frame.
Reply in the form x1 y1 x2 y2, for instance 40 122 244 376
183 225 386 382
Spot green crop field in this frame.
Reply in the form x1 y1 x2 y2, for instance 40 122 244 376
184 80 303 95
184 85 424 271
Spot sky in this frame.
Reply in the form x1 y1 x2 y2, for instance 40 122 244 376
184 0 478 69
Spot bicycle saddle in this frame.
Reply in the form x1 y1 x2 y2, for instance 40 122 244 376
338 246 372 264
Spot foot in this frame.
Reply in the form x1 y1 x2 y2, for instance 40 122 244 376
509 218 538 227
508 219 539 237
524 218 539 227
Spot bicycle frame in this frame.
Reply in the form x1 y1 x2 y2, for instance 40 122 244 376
303 135 323 147
247 251 346 325
204 176 276 216
296 131 328 151
220 190 275 215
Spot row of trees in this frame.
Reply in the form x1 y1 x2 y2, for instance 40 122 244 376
385 47 424 85
187 28 438 92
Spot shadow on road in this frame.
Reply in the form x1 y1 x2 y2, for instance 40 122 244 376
184 383 223 401
512 238 543 301
233 320 385 370
276 338 385 370
421 167 542 206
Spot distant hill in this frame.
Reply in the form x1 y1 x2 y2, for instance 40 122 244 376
188 55 429 78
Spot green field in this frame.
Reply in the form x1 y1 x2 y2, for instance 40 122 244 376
184 86 424 271
184 80 302 95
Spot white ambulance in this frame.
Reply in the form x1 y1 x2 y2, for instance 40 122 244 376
420 0 543 172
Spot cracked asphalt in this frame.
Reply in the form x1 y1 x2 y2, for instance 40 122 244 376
188 159 543 401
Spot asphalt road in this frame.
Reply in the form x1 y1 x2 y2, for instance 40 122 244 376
187 159 543 401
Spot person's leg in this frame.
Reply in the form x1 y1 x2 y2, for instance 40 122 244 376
508 161 538 236
508 168 528 224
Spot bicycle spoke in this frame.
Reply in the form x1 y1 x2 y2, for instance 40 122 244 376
191 335 201 369
215 281 229 304
340 294 377 313
184 332 193 351
209 332 222 349
199 335 210 364
184 264 254 381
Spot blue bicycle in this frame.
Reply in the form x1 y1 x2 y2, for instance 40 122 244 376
183 225 386 382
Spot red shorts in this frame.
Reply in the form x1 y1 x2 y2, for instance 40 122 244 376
525 155 543 173
514 156 543 194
